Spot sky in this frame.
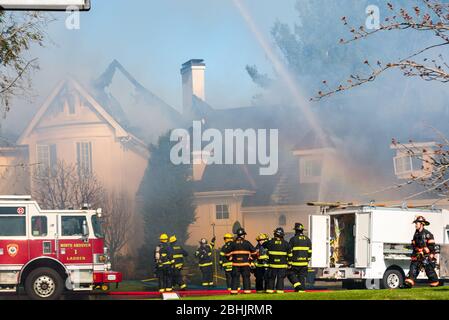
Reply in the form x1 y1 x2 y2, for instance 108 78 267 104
9 0 298 119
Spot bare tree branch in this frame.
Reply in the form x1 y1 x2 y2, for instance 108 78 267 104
313 0 449 101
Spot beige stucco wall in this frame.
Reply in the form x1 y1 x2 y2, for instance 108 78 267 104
22 93 148 198
0 148 30 195
242 205 317 242
189 192 319 247
17 83 150 257
188 191 252 247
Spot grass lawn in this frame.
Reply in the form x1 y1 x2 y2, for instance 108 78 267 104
110 280 147 292
110 281 449 300
184 287 449 300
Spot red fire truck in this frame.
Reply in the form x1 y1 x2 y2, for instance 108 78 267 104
0 195 122 300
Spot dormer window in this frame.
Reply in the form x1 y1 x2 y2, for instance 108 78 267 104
391 142 436 180
304 159 322 177
393 155 413 176
299 156 323 184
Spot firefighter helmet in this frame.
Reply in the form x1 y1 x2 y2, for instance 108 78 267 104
235 228 247 238
413 216 430 226
256 233 268 241
224 233 233 242
160 233 169 242
199 238 208 245
294 223 305 232
169 235 177 243
274 227 285 238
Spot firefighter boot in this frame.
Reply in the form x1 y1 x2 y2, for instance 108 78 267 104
401 278 414 289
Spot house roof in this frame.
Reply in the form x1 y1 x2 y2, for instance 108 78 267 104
294 129 336 150
92 60 183 143
17 78 148 155
190 99 324 207
194 164 256 193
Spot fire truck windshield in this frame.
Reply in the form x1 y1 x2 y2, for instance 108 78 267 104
92 216 104 238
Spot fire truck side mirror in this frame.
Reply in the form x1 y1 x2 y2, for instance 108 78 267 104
81 220 89 242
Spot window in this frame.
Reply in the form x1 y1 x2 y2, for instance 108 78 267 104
279 214 286 226
68 101 76 114
77 142 93 174
92 216 103 238
0 217 26 236
61 216 87 236
36 144 57 174
394 156 413 175
67 95 76 114
216 204 230 220
304 159 322 177
32 216 48 237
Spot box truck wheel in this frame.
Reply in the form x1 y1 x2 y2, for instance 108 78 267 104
25 267 64 300
381 269 403 289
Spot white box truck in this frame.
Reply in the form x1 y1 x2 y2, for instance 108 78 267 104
309 203 449 289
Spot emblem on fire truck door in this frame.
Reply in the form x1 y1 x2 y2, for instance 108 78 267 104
7 244 19 257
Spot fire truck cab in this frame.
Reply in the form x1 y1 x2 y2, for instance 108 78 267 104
0 195 122 300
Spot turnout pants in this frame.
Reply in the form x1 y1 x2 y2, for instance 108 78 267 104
172 267 186 289
405 259 439 287
266 268 287 293
231 266 251 292
287 266 308 291
255 267 268 292
224 269 233 290
200 265 214 287
157 265 172 292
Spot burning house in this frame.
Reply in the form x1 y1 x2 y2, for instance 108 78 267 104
0 58 446 252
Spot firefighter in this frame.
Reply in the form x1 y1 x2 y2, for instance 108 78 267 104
225 227 257 294
264 227 290 293
287 223 312 292
195 237 216 288
169 235 188 290
254 233 269 293
219 233 234 291
155 233 174 293
403 216 440 288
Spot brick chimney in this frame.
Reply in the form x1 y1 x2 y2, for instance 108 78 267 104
181 59 205 117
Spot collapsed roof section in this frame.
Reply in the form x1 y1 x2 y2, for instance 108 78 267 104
92 59 183 143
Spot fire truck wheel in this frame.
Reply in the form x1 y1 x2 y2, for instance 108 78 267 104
381 269 403 290
25 267 64 300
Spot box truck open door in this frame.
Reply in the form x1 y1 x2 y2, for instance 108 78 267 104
309 215 330 268
355 212 371 268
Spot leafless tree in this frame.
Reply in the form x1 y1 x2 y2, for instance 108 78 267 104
310 0 449 199
0 10 53 116
32 160 105 210
314 0 449 100
32 161 134 265
101 190 133 267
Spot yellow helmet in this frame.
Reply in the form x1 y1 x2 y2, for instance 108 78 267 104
256 233 268 241
160 233 169 242
224 233 233 242
169 235 177 243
